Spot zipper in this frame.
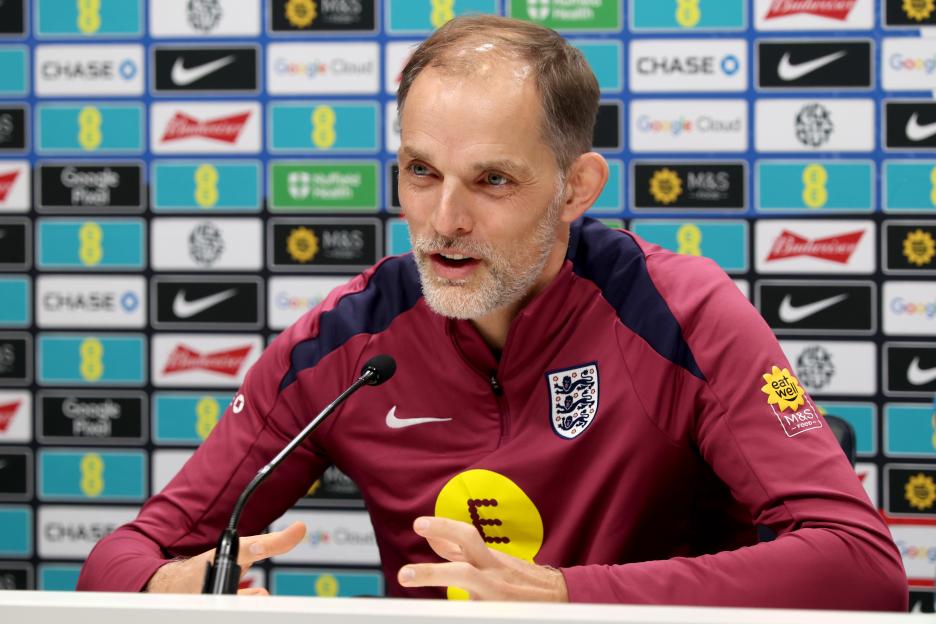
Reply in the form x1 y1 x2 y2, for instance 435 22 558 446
489 374 503 396
489 372 510 444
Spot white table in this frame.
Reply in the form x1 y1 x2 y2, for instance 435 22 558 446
0 590 928 624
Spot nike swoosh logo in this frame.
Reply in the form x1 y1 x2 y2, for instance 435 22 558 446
172 288 238 319
905 112 936 142
777 50 847 81
385 405 451 429
171 55 236 86
778 293 848 323
907 357 936 386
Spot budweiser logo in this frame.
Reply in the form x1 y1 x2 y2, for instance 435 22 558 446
0 170 19 202
162 344 252 377
0 400 20 433
160 112 250 144
765 0 857 20
766 230 864 264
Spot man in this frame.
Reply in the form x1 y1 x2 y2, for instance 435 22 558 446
78 15 907 608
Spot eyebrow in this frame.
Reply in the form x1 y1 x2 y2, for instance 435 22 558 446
399 146 533 180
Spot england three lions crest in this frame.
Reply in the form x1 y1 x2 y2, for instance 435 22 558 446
546 362 599 440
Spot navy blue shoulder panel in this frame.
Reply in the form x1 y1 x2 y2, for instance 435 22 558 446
567 218 705 381
279 255 423 390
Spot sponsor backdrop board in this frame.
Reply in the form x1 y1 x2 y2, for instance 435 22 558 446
0 0 931 608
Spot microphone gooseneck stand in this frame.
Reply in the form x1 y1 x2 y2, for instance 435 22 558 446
202 354 397 594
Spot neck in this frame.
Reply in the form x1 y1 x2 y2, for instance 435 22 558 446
469 231 570 351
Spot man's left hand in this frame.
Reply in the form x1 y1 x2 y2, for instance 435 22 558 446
397 516 569 602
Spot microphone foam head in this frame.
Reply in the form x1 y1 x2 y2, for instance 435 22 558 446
361 354 396 386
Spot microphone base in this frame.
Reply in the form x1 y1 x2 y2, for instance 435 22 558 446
201 528 242 594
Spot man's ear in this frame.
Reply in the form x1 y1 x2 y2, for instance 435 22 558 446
558 152 609 224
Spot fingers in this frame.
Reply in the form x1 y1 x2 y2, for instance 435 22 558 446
412 517 496 568
424 536 466 562
398 561 481 596
237 587 270 596
238 521 307 566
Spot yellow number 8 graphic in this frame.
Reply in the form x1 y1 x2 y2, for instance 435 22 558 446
928 166 936 207
78 221 103 266
311 106 337 149
430 0 455 28
196 396 220 440
78 106 103 151
80 452 104 498
801 163 828 209
677 223 702 256
79 337 104 382
194 164 219 209
315 574 339 597
77 0 101 34
675 0 701 28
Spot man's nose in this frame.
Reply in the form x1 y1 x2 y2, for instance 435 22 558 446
431 179 473 238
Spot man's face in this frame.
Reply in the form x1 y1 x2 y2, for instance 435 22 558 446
398 59 566 320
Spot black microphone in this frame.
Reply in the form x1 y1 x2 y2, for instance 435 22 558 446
202 354 397 594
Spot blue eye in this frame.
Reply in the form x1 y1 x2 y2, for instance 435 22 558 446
409 163 430 176
486 173 508 186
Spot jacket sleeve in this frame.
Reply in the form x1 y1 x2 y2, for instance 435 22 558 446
561 251 907 610
77 277 370 592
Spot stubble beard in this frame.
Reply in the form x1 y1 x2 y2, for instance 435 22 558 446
411 188 564 320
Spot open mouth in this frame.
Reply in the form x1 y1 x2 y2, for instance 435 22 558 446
429 251 482 279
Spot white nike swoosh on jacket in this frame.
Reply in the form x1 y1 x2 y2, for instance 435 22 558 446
385 405 451 429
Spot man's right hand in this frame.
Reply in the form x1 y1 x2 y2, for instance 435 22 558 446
145 521 307 594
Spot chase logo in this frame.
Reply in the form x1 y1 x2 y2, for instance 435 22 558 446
386 0 497 34
38 449 146 501
757 161 874 213
270 161 379 212
37 334 146 385
36 0 142 37
0 507 31 557
35 44 143 96
269 102 379 153
630 219 748 273
0 277 29 327
630 0 745 31
36 275 146 329
573 41 622 92
36 103 144 154
0 47 28 96
36 218 145 270
272 570 383 597
152 161 261 213
885 161 936 213
885 403 936 458
152 392 231 444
